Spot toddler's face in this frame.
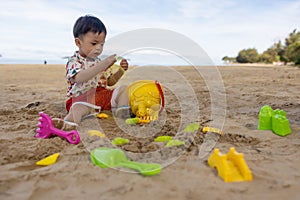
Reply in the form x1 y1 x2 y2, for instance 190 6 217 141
75 31 106 59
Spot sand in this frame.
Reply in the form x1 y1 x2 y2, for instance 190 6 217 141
0 64 299 200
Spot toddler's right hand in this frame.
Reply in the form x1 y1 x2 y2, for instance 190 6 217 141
103 54 117 70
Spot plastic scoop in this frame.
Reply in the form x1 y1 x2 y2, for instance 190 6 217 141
166 139 185 147
36 153 60 166
90 148 162 176
35 112 80 144
125 117 140 125
88 130 106 138
184 123 200 132
154 136 173 142
111 137 129 146
96 113 108 119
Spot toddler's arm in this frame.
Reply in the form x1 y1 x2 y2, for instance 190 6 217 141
75 54 116 83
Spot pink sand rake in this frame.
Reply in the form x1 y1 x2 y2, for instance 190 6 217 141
35 112 80 144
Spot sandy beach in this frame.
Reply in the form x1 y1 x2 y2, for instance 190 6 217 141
0 64 299 200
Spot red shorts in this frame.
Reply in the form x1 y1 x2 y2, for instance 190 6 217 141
66 87 114 112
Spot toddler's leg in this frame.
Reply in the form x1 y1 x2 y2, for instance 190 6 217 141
111 85 131 119
115 85 129 107
64 104 90 125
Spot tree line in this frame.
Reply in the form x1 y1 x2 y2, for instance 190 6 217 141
222 29 300 65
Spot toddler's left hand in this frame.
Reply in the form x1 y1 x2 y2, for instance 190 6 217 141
120 59 128 71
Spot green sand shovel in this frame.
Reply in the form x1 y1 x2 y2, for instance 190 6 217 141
90 148 162 176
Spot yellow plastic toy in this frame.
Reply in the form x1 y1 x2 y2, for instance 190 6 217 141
208 147 252 182
96 113 108 119
202 127 223 135
36 153 60 166
88 130 106 138
127 80 164 120
103 64 125 86
125 117 151 125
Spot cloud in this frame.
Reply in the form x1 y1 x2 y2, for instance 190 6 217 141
0 0 299 64
0 0 80 25
178 0 234 19
173 0 300 59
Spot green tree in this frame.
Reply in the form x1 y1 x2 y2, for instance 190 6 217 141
284 29 300 64
272 40 287 63
285 29 300 47
222 56 236 63
285 41 300 64
260 48 278 63
236 48 259 63
222 29 300 66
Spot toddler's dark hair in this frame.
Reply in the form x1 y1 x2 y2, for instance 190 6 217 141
73 15 107 38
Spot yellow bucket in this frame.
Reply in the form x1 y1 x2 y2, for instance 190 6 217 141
127 80 164 119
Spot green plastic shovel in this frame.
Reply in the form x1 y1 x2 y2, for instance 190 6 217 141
90 148 162 176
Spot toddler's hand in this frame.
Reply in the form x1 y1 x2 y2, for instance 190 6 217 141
103 54 117 70
120 59 128 71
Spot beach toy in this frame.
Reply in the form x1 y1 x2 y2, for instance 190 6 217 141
112 137 129 146
272 109 291 136
127 80 164 121
90 148 162 176
154 136 173 142
125 117 141 125
96 113 108 119
258 105 274 130
258 105 291 136
138 116 152 123
166 139 185 147
88 130 106 138
115 55 131 61
125 116 152 125
35 112 80 144
103 64 125 86
208 147 252 182
36 153 60 166
184 123 200 132
202 127 223 135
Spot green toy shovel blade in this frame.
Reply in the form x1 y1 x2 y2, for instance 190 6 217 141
90 148 161 176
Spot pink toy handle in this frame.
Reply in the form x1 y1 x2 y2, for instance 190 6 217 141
36 112 80 145
50 127 80 144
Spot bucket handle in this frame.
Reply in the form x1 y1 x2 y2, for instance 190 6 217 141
155 80 164 113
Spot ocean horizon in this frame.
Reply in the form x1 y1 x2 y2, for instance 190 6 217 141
0 57 224 66
0 58 65 65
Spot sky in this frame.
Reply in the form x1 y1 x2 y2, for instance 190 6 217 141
0 0 299 65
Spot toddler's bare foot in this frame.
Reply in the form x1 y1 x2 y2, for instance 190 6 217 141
62 121 78 131
113 106 131 119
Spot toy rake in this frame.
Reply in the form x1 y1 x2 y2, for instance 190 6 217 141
35 112 80 144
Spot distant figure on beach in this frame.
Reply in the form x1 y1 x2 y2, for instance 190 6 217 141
64 15 129 127
44 60 47 65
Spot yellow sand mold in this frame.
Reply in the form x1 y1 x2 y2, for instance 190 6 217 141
208 147 252 182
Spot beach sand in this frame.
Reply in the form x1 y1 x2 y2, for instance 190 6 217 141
0 64 299 200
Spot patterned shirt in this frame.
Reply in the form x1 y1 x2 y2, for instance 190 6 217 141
66 51 107 98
